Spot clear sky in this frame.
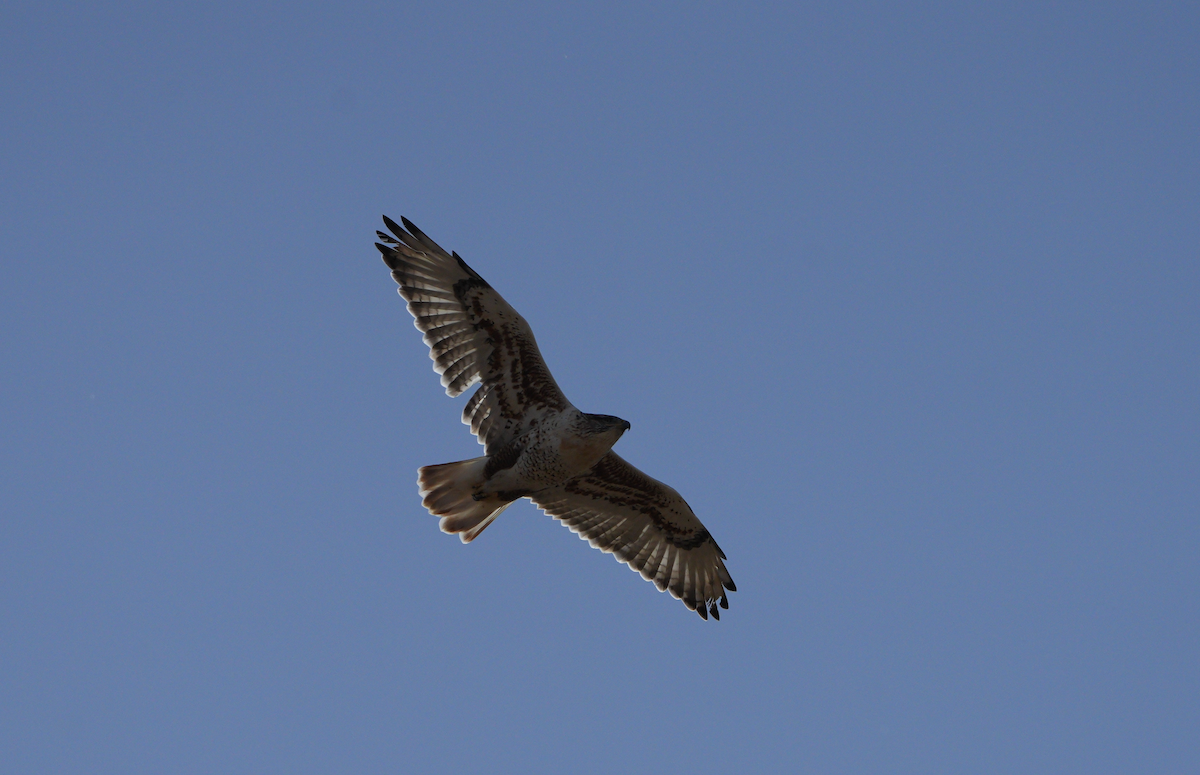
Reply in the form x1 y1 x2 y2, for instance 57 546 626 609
3 2 1198 772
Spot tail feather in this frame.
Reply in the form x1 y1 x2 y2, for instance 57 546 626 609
417 457 515 543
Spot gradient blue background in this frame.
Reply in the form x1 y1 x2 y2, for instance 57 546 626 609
3 2 1197 772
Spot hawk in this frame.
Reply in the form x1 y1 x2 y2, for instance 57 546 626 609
375 216 736 619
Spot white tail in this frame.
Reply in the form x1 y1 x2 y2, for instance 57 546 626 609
417 457 515 543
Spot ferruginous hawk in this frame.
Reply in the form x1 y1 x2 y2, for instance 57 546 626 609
375 216 736 619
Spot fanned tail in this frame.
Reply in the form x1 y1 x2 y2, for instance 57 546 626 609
417 458 515 543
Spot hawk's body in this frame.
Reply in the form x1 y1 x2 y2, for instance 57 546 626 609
375 216 735 619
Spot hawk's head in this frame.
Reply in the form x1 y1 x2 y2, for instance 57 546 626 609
580 413 632 439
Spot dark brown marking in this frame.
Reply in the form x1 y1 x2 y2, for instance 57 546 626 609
482 437 524 479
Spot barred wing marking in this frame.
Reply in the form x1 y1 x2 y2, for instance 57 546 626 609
531 452 736 619
376 216 570 454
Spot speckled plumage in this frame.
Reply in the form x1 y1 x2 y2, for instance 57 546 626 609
375 216 735 619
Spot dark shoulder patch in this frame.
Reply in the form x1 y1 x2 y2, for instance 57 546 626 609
452 252 491 287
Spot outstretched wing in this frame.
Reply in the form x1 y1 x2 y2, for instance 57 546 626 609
530 452 736 620
376 216 570 454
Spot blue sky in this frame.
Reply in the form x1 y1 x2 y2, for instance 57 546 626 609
3 2 1198 772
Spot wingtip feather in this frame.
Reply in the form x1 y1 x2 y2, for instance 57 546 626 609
382 214 405 239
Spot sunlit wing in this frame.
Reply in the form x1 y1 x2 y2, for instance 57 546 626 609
376 216 570 454
530 452 736 619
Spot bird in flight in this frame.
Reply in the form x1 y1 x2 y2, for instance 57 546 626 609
374 216 735 619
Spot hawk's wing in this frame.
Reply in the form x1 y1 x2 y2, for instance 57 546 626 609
530 452 736 619
376 216 570 454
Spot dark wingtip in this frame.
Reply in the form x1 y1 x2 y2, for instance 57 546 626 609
396 216 453 257
709 602 720 620
719 594 729 609
696 603 708 620
375 243 400 269
382 215 406 239
725 579 737 593
376 230 399 245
